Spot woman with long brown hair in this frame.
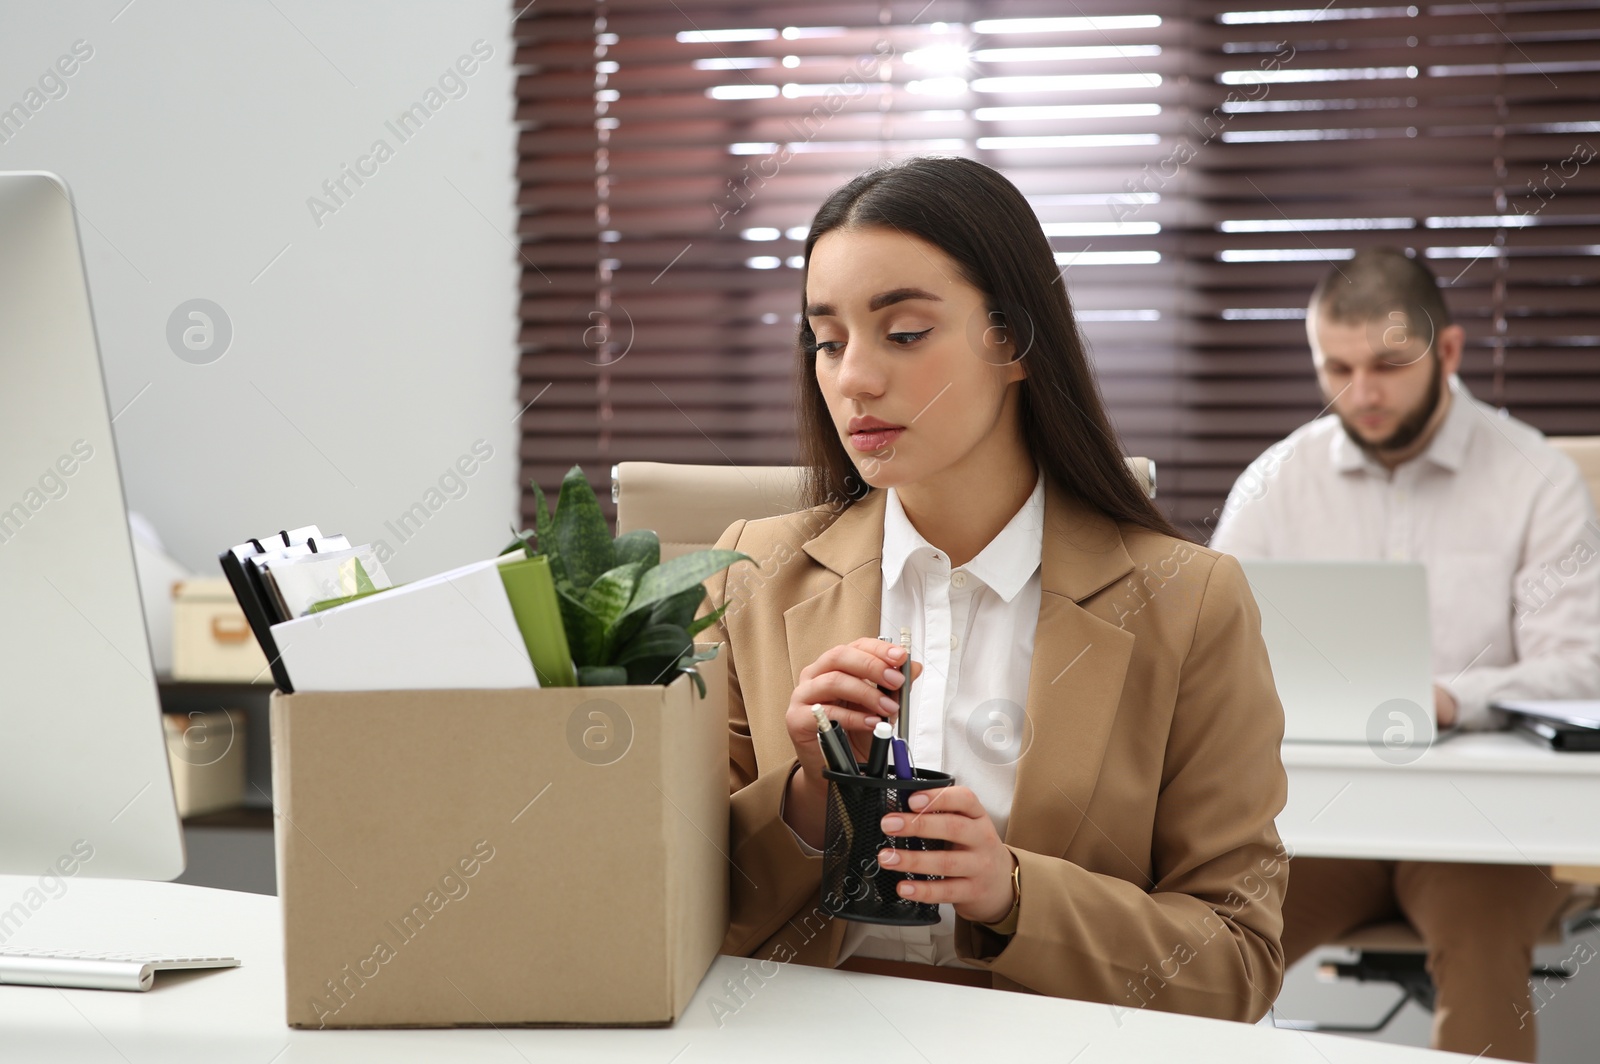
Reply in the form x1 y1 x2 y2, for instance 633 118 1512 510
697 156 1288 1021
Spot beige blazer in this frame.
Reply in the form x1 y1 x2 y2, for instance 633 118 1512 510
694 477 1289 1022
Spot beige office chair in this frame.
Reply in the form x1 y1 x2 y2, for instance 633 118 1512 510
1275 891 1600 1034
612 458 1156 558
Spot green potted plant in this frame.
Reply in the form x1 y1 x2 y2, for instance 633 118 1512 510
506 465 750 692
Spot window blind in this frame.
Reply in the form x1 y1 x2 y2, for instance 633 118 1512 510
513 0 1600 532
1180 0 1600 536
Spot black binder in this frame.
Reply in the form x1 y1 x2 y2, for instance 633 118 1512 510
218 525 345 693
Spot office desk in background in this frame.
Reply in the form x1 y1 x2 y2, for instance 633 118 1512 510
1280 732 1600 872
0 875 1478 1063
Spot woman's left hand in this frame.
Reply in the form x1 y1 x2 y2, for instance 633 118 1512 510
877 786 1016 925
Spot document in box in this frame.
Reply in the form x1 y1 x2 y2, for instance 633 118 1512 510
260 545 393 619
270 558 539 691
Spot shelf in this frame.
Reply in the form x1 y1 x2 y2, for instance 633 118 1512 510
157 676 277 698
159 680 277 819
183 806 273 830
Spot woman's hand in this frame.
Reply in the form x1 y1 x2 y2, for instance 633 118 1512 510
878 785 1017 926
785 636 921 778
781 637 921 848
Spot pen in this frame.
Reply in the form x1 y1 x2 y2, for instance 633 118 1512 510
890 737 913 780
811 704 860 775
866 720 893 777
896 627 913 742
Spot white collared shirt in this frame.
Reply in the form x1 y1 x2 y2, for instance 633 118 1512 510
832 468 1046 967
1211 378 1600 728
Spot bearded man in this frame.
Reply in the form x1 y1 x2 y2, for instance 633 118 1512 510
1211 246 1600 1062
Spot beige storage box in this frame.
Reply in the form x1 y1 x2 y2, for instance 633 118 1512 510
172 577 271 682
269 649 729 1029
163 709 247 817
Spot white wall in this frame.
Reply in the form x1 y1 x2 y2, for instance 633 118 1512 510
0 0 522 582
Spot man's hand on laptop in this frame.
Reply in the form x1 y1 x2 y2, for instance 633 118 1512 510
1434 684 1459 728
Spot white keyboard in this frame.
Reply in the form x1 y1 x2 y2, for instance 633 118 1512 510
0 948 240 991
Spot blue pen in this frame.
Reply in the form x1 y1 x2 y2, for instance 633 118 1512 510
890 737 913 780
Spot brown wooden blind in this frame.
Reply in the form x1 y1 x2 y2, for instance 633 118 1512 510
513 1 1600 532
1178 0 1600 537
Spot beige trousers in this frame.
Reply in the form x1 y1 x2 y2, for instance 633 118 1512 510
1281 857 1574 1062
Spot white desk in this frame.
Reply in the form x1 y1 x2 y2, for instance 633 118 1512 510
1280 732 1600 865
0 875 1473 1062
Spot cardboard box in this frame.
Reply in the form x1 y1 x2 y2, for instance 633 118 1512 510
269 649 728 1029
163 709 247 817
172 577 271 682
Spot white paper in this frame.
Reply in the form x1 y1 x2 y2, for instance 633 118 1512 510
270 558 538 692
1493 699 1600 729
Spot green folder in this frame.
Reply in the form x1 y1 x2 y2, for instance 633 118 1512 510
498 554 577 688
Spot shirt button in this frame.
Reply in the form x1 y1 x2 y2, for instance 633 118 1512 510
951 572 967 588
949 634 959 649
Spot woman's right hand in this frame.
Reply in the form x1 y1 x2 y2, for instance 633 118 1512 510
782 638 922 845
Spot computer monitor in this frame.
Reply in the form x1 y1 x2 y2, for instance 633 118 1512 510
0 171 185 879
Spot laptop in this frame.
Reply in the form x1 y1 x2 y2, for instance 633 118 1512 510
1240 561 1438 746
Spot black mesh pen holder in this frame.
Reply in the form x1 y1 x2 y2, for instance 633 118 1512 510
820 766 954 926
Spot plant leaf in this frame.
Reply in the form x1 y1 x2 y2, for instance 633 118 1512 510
617 623 693 666
623 658 673 686
531 481 565 583
607 609 650 659
581 562 644 630
622 549 751 624
556 583 605 668
617 622 694 686
553 466 614 592
619 644 720 691
613 528 660 570
534 482 555 546
503 524 537 558
648 584 706 631
685 601 728 638
680 645 720 698
578 665 628 687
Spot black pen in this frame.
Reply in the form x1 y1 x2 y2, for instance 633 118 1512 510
811 704 860 775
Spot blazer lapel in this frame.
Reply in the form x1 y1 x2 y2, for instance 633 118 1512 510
1004 480 1137 859
765 491 887 774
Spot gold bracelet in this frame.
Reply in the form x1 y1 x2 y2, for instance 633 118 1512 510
983 852 1021 937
